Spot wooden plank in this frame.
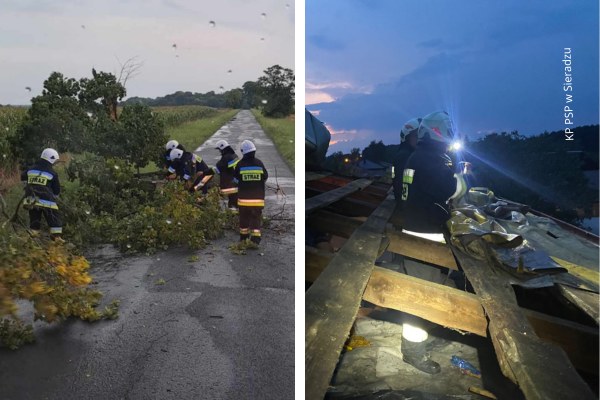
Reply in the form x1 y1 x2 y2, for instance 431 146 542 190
305 178 373 216
386 228 459 271
451 241 596 400
363 266 488 336
319 175 389 198
308 254 598 374
307 180 384 205
307 185 382 208
305 194 396 400
306 210 362 238
557 285 599 324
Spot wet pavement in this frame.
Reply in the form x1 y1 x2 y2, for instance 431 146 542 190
0 110 295 400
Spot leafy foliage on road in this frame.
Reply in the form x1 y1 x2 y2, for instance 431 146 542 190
0 227 119 349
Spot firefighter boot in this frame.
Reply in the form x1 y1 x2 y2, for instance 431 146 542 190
240 234 250 241
52 235 66 244
401 337 441 374
250 235 261 245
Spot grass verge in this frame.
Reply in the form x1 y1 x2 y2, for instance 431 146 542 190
250 109 295 172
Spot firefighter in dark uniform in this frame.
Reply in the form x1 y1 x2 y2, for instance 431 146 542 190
402 111 467 233
398 111 468 375
169 148 214 194
164 139 186 180
214 139 239 211
233 140 268 244
391 117 421 226
21 148 63 239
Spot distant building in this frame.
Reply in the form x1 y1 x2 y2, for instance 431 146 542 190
353 159 390 178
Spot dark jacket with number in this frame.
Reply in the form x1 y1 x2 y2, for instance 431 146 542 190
173 151 212 182
392 141 415 203
21 159 61 209
401 140 456 233
233 152 268 207
215 146 239 195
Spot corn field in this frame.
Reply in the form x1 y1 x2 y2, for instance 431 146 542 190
151 105 220 128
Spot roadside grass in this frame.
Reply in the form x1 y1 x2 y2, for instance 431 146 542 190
251 109 294 172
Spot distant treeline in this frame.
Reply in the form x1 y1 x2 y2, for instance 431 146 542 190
331 125 599 222
121 64 294 119
121 89 241 108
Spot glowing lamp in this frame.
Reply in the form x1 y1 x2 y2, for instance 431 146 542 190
450 141 463 151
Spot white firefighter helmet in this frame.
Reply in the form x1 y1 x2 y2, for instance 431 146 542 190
400 117 422 143
41 148 59 164
169 148 184 160
240 140 256 155
165 140 179 151
215 139 229 151
418 111 455 143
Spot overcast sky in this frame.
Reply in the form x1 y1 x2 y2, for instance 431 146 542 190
306 0 599 154
0 0 294 105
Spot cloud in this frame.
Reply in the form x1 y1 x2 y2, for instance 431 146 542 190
305 79 375 106
313 35 599 151
306 81 353 90
306 91 335 105
325 123 376 153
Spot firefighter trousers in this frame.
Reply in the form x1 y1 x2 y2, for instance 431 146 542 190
29 207 62 235
239 206 262 243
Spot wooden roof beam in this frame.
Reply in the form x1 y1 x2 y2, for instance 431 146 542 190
305 178 373 216
305 194 396 400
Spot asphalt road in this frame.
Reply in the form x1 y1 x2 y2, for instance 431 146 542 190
0 110 295 400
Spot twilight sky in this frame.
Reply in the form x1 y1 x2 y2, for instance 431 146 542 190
306 0 599 154
0 0 294 105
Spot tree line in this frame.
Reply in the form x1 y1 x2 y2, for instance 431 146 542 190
6 64 294 167
121 65 295 117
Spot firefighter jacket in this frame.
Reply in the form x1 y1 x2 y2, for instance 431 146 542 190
21 159 61 209
401 140 457 233
174 151 213 182
233 152 268 207
215 146 239 195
